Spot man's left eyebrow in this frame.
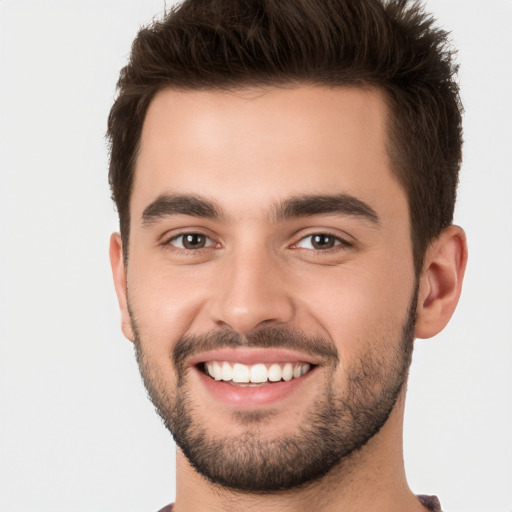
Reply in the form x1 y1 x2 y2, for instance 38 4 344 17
273 194 380 224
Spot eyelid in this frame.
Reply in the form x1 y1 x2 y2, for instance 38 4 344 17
159 227 354 253
161 229 220 250
171 233 215 249
291 231 354 250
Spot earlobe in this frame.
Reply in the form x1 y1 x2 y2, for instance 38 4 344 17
415 225 468 339
109 233 135 342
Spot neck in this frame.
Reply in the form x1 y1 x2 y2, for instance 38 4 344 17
174 390 426 512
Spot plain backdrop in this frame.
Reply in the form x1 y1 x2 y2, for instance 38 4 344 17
0 1 511 511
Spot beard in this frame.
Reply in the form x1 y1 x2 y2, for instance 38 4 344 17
131 287 417 493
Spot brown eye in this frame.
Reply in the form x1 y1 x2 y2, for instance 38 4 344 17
183 234 206 249
311 234 336 249
169 233 214 250
295 233 349 250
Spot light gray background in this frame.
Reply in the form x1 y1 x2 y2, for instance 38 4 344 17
0 1 511 511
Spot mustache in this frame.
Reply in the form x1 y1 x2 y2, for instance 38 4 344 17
172 326 339 373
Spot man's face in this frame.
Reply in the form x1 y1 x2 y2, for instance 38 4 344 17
117 86 418 490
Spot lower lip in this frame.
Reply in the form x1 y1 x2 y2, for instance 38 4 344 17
194 367 316 408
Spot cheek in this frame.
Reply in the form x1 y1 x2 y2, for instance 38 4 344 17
294 261 414 358
126 261 208 355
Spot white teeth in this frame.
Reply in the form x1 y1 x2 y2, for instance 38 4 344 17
232 363 250 383
268 363 282 382
282 363 293 381
250 363 268 383
204 361 312 383
221 361 233 381
212 361 222 381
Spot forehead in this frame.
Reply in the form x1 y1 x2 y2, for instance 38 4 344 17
132 85 406 223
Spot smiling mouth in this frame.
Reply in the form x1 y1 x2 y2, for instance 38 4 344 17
200 361 313 386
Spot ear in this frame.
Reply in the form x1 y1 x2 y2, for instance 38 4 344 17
109 233 135 342
415 225 468 339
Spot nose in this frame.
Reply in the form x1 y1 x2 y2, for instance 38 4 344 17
209 249 295 334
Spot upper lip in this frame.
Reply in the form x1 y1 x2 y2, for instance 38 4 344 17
187 348 322 367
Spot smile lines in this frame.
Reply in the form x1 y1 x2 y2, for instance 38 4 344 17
204 361 312 384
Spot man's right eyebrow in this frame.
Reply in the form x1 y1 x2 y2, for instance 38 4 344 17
141 194 223 225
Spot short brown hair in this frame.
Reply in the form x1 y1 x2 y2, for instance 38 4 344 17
107 0 462 274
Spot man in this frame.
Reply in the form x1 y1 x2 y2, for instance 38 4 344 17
107 1 467 510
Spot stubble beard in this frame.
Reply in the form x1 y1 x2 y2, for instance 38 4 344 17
131 289 417 493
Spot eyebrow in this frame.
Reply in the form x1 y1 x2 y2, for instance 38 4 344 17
273 194 380 224
141 193 379 226
142 194 223 225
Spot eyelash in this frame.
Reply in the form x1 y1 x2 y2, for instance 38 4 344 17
162 231 352 254
292 232 353 252
163 232 218 254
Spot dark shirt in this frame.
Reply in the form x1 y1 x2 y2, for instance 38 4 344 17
157 494 442 511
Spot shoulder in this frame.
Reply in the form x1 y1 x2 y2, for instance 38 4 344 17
156 505 174 512
418 495 443 511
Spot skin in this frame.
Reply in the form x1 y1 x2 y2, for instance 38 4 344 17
110 86 467 512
